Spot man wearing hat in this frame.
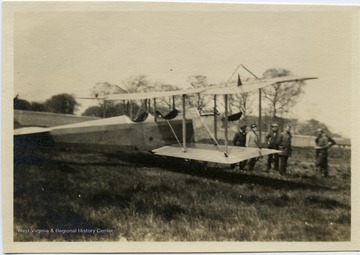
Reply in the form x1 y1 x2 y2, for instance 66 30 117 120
315 128 336 177
265 123 280 172
246 124 260 171
277 124 292 175
232 124 247 170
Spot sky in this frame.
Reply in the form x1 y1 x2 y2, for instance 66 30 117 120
13 6 354 138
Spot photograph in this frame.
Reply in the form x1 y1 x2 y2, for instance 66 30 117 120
2 1 359 253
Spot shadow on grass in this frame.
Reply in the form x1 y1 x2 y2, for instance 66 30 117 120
104 152 334 192
35 145 346 194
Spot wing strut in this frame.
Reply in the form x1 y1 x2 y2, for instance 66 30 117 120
103 99 107 118
214 95 218 141
259 89 262 146
182 94 187 152
153 98 157 122
242 65 263 146
224 94 229 157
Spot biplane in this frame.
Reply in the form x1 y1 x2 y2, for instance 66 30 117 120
14 69 317 166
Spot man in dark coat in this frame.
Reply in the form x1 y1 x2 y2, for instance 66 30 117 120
265 123 280 171
315 128 336 177
231 125 247 170
277 124 292 175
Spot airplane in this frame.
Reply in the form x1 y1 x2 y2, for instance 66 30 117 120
14 69 318 166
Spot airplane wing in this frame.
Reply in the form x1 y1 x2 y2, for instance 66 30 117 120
77 97 106 100
201 76 318 95
14 127 53 135
84 76 317 100
152 143 280 165
105 87 208 101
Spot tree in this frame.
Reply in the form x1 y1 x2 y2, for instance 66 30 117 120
151 82 181 111
297 119 333 136
14 95 31 110
228 77 256 118
85 76 152 118
82 103 133 118
262 68 304 120
91 82 127 98
122 75 150 93
121 75 152 118
30 102 46 112
187 75 212 111
14 95 48 112
89 82 127 118
81 106 103 117
44 93 79 114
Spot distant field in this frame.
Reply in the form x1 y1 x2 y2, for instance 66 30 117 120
14 145 351 241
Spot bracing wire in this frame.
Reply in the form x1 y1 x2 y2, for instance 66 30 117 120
165 119 185 152
224 64 242 87
220 64 242 155
194 110 226 154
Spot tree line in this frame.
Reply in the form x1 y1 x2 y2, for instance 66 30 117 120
14 68 340 137
14 93 79 115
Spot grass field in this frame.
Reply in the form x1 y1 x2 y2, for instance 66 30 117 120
14 145 351 241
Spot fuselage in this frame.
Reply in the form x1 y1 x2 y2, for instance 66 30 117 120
14 111 195 153
50 118 194 153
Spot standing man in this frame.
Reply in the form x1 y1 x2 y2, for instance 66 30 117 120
315 128 336 177
246 124 259 171
232 125 247 170
266 123 280 172
277 124 292 175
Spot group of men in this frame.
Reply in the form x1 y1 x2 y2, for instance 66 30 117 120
232 123 336 177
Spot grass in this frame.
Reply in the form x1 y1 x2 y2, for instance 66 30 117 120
14 145 351 241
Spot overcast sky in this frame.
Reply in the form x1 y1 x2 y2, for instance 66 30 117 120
13 7 354 137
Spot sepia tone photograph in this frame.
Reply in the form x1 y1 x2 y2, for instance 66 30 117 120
2 1 360 253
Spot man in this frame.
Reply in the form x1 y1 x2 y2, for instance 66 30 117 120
246 124 259 171
232 125 247 170
315 128 336 177
277 124 292 175
265 123 280 171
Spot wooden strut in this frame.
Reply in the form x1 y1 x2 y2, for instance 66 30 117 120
214 95 217 141
153 98 157 122
103 99 107 118
224 94 229 157
241 64 262 147
182 94 187 152
218 64 242 158
259 89 262 146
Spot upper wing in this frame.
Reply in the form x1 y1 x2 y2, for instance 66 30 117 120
77 97 106 100
105 87 208 101
86 76 317 101
201 76 318 95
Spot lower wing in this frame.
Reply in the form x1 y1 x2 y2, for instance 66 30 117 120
14 127 53 136
152 143 280 165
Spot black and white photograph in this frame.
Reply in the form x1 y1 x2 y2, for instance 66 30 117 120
2 1 359 253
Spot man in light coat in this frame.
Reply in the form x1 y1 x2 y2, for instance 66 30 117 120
246 124 259 171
